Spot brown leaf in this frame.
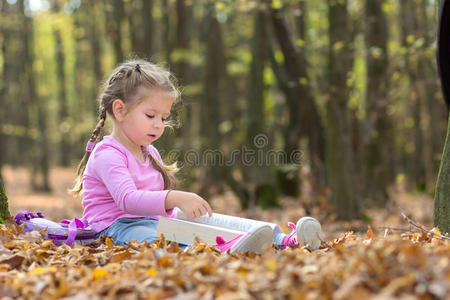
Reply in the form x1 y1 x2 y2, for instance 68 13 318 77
0 254 25 269
111 250 132 262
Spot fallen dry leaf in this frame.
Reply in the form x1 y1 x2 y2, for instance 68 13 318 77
0 222 448 299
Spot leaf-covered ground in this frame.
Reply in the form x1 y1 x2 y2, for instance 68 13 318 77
0 223 449 299
2 166 449 299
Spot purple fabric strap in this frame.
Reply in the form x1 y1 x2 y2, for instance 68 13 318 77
61 218 89 245
15 211 91 246
86 141 95 152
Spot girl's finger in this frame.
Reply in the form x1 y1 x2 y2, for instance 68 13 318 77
203 202 213 216
198 207 204 217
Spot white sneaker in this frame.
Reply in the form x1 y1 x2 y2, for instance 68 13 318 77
215 225 274 254
296 217 322 250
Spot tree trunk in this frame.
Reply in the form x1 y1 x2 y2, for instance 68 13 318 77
0 177 10 224
245 9 278 209
363 0 391 204
0 0 11 167
400 0 427 190
17 1 32 168
417 0 446 189
0 1 9 219
198 4 226 197
52 0 71 166
270 3 326 198
111 0 125 64
24 0 51 191
434 0 450 233
141 0 153 56
326 0 361 220
89 1 103 111
174 0 190 84
127 0 153 58
161 0 172 65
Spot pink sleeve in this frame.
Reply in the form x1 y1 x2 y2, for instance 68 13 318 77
93 148 171 216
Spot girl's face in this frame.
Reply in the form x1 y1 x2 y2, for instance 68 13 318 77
113 87 175 148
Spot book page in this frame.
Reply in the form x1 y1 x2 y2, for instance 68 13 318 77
176 211 282 234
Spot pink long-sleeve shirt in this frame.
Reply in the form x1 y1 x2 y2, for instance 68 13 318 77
82 135 176 233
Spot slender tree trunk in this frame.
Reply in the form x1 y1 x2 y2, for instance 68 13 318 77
127 0 153 58
294 2 327 198
89 1 103 108
0 0 10 167
0 177 10 223
52 1 71 166
161 0 172 65
17 1 32 168
363 0 391 204
0 1 7 218
434 0 450 233
173 0 192 167
2 1 24 165
112 0 125 64
417 0 446 188
270 3 326 198
174 0 190 84
141 0 153 56
400 0 427 190
24 0 50 191
73 0 100 159
127 3 140 54
326 0 361 220
198 4 226 197
245 9 278 209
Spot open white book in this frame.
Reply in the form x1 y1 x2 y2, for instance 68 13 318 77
156 217 243 245
176 211 282 234
156 211 281 246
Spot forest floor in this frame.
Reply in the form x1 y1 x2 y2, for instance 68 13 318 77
1 166 449 299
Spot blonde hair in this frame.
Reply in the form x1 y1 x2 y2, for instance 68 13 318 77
70 59 180 196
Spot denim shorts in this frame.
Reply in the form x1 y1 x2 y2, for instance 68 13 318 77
95 217 161 246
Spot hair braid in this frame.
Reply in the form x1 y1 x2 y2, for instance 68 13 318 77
69 108 107 196
143 147 178 190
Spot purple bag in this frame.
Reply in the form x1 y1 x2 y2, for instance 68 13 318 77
14 211 96 246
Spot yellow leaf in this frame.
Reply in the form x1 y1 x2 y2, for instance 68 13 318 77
265 258 277 272
430 227 442 236
105 237 114 248
29 266 57 275
159 256 173 267
146 269 158 277
93 268 108 280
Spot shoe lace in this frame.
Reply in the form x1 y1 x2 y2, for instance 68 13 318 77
282 222 299 249
216 236 226 245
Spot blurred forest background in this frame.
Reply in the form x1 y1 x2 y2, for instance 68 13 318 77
0 0 447 222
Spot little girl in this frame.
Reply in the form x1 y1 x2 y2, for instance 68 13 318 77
71 59 322 253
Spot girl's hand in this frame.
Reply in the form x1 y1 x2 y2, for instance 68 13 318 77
165 190 213 218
